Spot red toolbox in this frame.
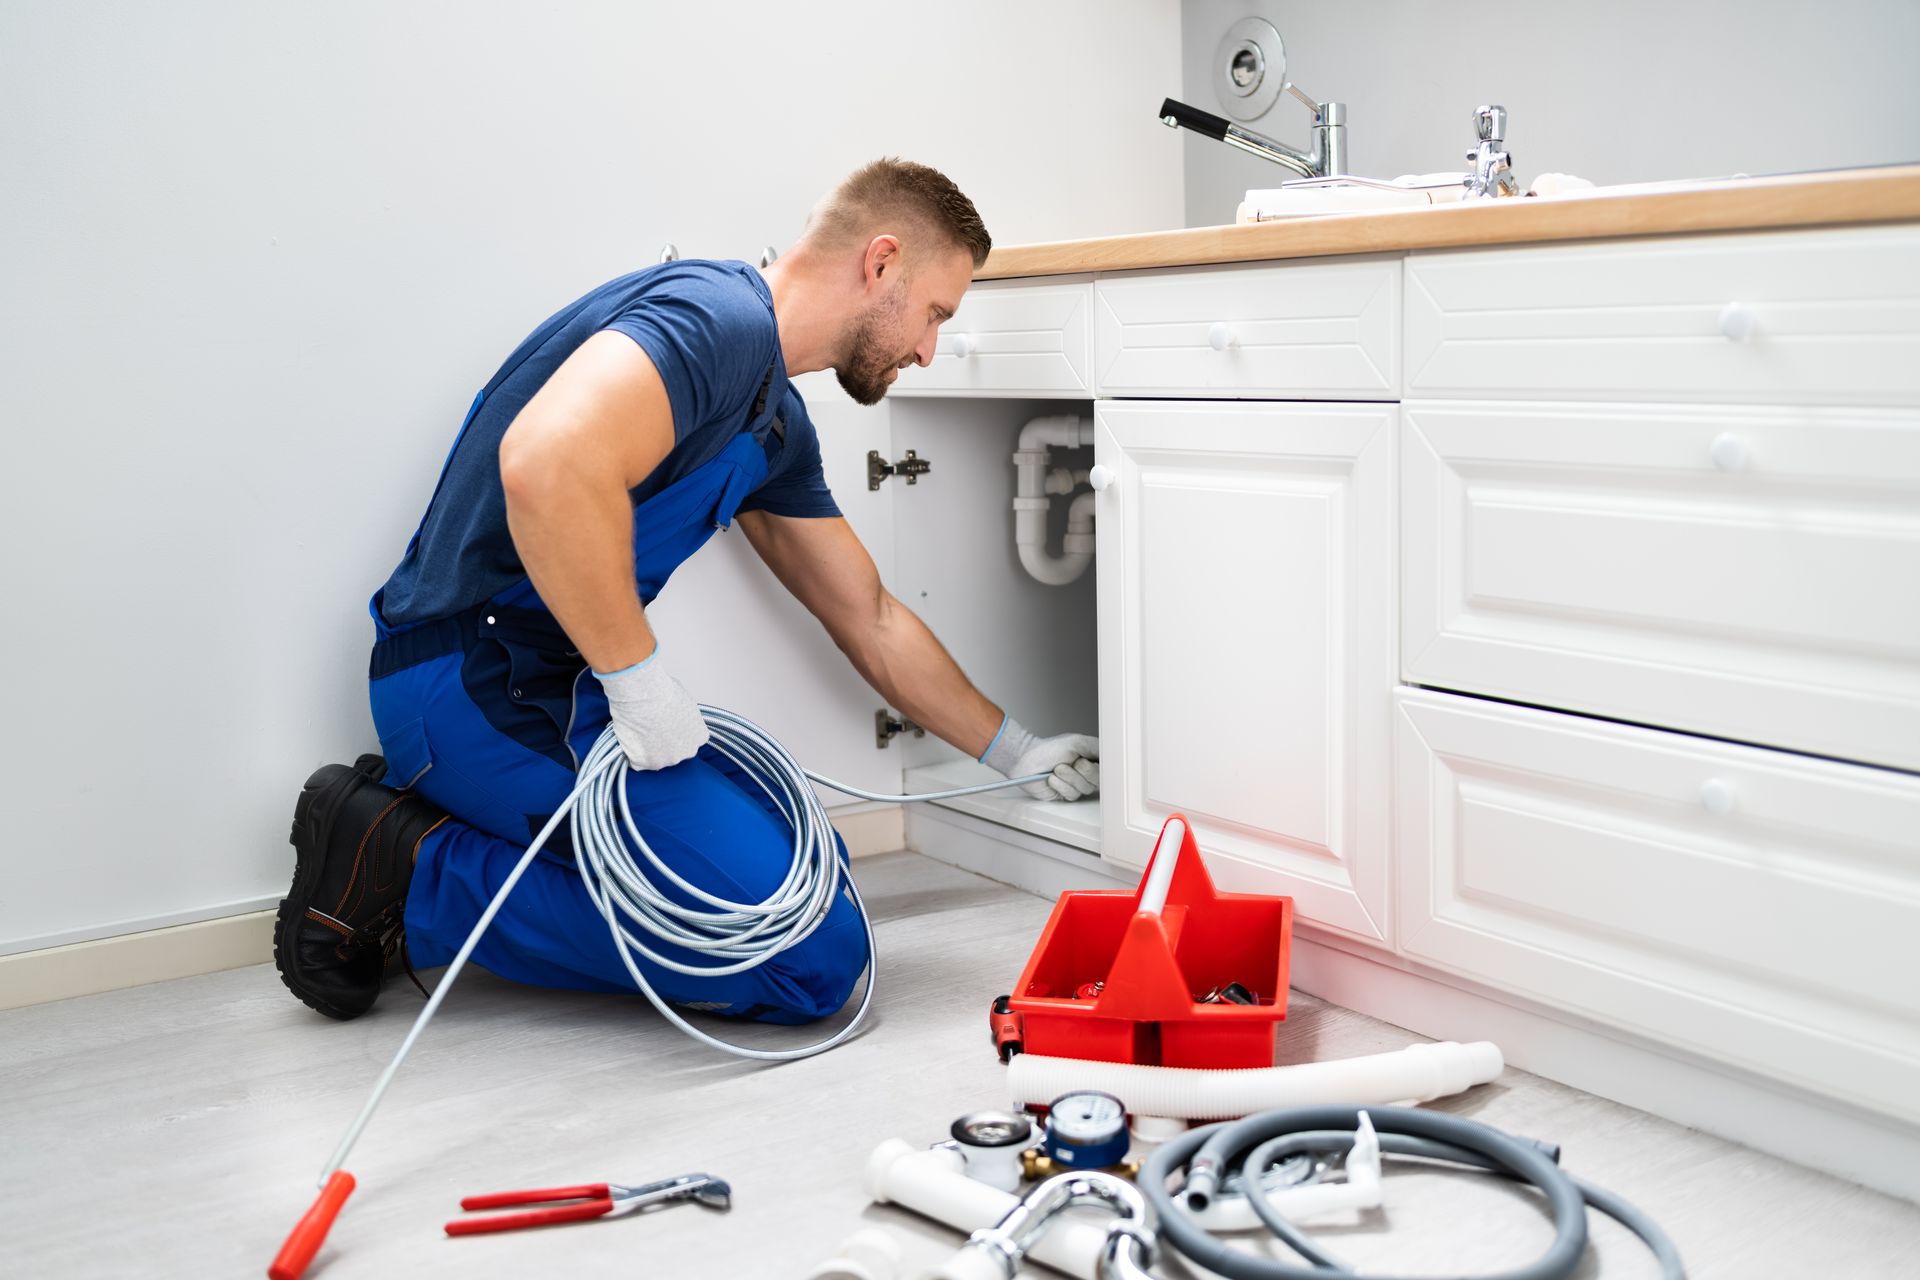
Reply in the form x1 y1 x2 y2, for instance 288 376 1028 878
995 813 1293 1069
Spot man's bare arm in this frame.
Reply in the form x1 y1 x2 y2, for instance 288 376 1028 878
736 509 1004 758
497 331 673 673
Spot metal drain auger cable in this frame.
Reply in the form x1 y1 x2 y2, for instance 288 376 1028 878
318 708 1052 1185
1141 1104 1686 1280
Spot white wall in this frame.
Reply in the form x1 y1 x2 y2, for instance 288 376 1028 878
1181 0 1920 225
0 1 1185 953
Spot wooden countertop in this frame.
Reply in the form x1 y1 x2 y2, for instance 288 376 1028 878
977 165 1920 280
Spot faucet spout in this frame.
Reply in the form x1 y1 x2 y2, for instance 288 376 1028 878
1159 96 1346 179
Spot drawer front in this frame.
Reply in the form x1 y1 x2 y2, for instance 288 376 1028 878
889 276 1093 397
1094 258 1400 399
1396 689 1920 1122
1405 225 1920 405
1403 400 1920 771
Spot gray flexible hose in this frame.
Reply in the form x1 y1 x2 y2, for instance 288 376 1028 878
319 713 1049 1184
1140 1104 1685 1280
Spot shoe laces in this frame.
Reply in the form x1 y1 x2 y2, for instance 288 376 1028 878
352 902 430 1000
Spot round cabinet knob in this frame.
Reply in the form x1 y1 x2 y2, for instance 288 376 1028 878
1700 778 1736 815
1088 464 1115 492
1719 301 1755 342
1207 322 1237 352
950 333 974 359
1709 431 1751 472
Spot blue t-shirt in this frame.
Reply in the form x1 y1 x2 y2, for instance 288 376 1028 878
376 260 840 627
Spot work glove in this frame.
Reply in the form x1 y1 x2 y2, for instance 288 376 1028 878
982 714 1100 802
593 645 710 771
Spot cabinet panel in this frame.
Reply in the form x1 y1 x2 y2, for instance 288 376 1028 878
1402 400 1920 771
1396 688 1920 1122
1094 258 1399 399
890 276 1092 398
1405 225 1920 405
1095 400 1395 942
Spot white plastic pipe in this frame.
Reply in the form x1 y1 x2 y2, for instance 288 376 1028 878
1007 1041 1505 1119
865 1142 1106 1280
1014 416 1096 587
1044 467 1088 496
1063 491 1095 557
925 1250 1005 1280
805 1227 905 1280
1018 414 1092 452
1016 501 1090 587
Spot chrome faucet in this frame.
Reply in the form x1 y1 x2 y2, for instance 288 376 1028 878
1463 105 1518 198
1159 84 1347 180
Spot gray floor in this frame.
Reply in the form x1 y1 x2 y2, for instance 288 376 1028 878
4 851 1917 1279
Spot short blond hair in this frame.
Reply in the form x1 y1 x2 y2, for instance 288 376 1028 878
811 157 991 268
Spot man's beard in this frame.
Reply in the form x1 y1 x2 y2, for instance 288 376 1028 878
835 292 908 406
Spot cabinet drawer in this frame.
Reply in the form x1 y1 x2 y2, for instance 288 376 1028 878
1405 225 1920 405
1093 258 1399 399
1396 689 1920 1122
889 276 1092 398
1402 400 1920 771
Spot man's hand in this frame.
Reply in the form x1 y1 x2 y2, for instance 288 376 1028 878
983 716 1100 802
595 649 709 771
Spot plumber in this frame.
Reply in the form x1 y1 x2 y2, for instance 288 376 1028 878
273 159 1100 1025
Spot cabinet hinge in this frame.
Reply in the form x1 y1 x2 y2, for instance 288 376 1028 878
868 449 932 491
875 708 926 749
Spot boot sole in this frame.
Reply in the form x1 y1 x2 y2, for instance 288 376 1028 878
274 763 380 1021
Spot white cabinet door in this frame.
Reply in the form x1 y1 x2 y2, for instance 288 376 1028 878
890 276 1094 398
1094 400 1395 942
1402 400 1920 772
1094 258 1400 400
1397 688 1920 1123
648 371 904 800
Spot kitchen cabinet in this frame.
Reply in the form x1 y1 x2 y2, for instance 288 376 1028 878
700 221 1920 1192
890 276 1094 398
1402 399 1920 771
1092 257 1400 399
1093 400 1394 943
1403 225 1920 405
1396 687 1920 1124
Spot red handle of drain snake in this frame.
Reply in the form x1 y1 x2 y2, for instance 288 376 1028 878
460 1182 611 1211
445 1198 615 1235
267 1170 356 1280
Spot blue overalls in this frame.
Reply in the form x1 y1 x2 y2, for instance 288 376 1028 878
363 396 869 1024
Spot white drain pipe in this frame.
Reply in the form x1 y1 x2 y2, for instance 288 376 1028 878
1014 415 1096 587
866 1142 1107 1279
1006 1041 1505 1119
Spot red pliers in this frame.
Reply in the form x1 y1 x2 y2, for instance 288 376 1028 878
445 1171 732 1236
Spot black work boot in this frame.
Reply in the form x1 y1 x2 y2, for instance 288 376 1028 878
274 753 447 1021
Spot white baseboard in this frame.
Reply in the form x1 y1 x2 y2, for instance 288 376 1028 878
0 893 282 957
833 803 905 858
902 804 1920 1203
1 805 905 1012
905 804 1122 897
0 909 276 1011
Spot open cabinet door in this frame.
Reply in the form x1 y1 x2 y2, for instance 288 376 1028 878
887 397 1101 783
647 370 904 802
